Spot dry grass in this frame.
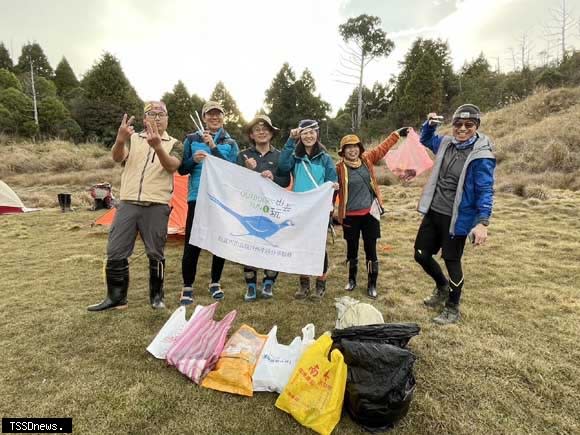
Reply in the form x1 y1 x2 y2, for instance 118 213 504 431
0 186 578 435
1 140 122 208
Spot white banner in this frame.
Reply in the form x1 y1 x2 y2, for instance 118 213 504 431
190 156 333 276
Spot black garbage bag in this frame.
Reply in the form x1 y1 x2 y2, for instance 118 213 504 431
332 323 420 349
332 324 420 432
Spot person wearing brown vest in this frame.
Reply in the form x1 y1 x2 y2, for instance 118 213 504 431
88 101 182 312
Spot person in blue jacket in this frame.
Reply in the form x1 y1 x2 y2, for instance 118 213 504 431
278 119 338 301
178 101 239 304
414 104 495 324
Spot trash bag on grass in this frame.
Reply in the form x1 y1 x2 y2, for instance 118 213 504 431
201 324 268 396
253 324 315 393
332 323 420 432
276 334 347 435
166 303 237 384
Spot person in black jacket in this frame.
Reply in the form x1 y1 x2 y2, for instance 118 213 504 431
236 115 290 301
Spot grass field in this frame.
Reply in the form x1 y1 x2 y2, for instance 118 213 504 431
1 183 579 435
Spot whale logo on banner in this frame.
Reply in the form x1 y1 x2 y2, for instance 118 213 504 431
190 156 334 276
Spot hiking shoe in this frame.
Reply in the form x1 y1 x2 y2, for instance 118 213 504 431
209 283 224 301
244 284 257 302
180 287 194 306
309 279 326 302
295 276 310 299
423 284 450 309
261 280 274 299
432 303 461 325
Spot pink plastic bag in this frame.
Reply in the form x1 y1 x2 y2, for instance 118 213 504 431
385 129 433 181
166 302 237 384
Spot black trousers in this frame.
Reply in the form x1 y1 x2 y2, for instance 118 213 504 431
414 210 467 304
343 213 380 262
182 201 225 287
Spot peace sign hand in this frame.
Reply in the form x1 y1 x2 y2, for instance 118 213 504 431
116 113 135 143
145 119 162 149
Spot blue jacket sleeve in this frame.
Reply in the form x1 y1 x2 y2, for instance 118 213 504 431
226 140 239 163
278 137 297 175
473 158 496 221
420 121 443 154
323 154 338 183
178 137 196 175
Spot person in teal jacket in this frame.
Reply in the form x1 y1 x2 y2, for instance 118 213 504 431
177 101 239 304
278 119 338 301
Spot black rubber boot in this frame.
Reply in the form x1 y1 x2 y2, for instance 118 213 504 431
149 258 165 309
344 258 358 291
366 260 379 299
87 259 129 311
57 194 66 212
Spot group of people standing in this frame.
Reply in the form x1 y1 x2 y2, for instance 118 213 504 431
88 100 495 325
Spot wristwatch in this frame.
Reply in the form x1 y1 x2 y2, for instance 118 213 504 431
478 219 489 227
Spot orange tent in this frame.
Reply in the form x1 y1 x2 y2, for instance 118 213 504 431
95 174 189 236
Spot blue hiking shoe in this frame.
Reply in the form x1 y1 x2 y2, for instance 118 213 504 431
209 283 224 301
260 280 274 299
180 287 194 306
244 284 257 302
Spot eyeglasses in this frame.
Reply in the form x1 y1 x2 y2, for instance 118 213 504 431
145 111 167 119
453 120 476 129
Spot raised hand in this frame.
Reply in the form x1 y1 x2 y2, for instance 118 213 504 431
289 128 301 139
116 113 135 144
145 119 162 149
202 131 216 148
243 155 257 170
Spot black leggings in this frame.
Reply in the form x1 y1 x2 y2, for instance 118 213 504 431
182 201 225 287
414 251 464 304
346 237 377 262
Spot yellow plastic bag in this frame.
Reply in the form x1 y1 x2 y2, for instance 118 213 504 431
201 324 267 396
275 334 347 435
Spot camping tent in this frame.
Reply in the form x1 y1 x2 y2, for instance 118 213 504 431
0 180 36 214
95 174 188 236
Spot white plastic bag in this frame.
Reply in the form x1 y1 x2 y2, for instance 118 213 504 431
335 296 384 329
147 305 204 359
253 324 315 393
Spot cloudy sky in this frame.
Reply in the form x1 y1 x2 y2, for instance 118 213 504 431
1 0 577 119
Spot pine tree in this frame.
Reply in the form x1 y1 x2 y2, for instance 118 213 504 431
162 80 194 141
339 15 394 130
0 68 22 91
0 43 13 71
294 69 330 124
264 63 297 140
401 51 444 126
54 57 79 97
209 81 245 140
81 52 142 116
15 42 54 79
0 88 34 134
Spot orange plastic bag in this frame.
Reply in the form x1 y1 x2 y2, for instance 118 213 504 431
201 324 267 396
385 128 433 181
275 335 347 435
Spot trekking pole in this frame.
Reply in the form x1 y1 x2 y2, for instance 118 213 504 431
189 114 204 135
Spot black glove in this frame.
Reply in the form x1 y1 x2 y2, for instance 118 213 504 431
396 127 410 137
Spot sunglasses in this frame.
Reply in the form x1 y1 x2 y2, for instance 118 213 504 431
453 120 477 129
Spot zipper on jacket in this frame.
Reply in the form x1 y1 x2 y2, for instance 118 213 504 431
138 148 152 201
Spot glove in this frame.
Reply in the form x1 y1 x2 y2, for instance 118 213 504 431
396 127 410 137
